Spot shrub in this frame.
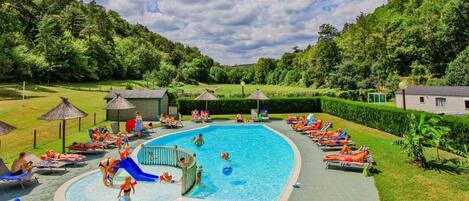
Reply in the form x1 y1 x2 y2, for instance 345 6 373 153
320 97 469 154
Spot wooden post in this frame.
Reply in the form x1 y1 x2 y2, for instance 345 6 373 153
33 129 37 149
78 117 81 132
59 122 62 139
62 120 66 153
93 112 96 126
402 89 407 110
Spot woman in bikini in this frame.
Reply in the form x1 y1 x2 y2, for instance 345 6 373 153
118 176 136 201
99 157 120 186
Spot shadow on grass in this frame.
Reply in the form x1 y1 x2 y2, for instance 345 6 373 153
211 118 231 121
0 88 46 100
427 159 469 175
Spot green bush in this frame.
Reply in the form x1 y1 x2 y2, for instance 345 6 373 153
177 97 322 115
320 97 469 154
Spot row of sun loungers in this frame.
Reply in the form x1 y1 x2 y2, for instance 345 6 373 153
289 114 374 172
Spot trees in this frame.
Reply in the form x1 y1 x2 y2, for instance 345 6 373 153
410 62 430 85
210 66 228 84
446 46 469 86
0 0 217 83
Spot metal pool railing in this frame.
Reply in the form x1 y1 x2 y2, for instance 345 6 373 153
140 145 197 195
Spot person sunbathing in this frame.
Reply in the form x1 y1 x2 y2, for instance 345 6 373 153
92 129 120 141
296 120 323 132
201 111 210 120
11 152 32 175
323 150 369 163
44 150 86 161
287 115 298 122
235 114 244 122
291 116 307 130
323 145 369 162
159 172 174 183
69 142 107 150
318 135 351 146
309 129 343 140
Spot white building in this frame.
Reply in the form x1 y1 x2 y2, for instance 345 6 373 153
395 86 469 115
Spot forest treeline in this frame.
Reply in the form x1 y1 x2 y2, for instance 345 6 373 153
217 0 469 91
1 0 468 91
0 0 216 83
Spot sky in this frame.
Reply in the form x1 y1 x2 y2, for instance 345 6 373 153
85 0 387 65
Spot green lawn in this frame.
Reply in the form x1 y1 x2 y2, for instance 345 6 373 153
59 81 336 97
0 84 110 164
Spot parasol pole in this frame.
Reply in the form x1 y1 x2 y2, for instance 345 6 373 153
117 110 120 131
257 100 260 111
205 101 208 111
62 119 66 153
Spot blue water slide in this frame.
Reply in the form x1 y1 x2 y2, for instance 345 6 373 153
118 158 158 182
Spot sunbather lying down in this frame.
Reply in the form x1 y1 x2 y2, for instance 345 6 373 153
69 142 107 150
318 135 352 146
309 129 342 139
41 150 86 161
92 129 119 141
160 114 182 127
323 145 370 163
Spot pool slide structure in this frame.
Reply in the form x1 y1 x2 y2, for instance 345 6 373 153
117 158 159 182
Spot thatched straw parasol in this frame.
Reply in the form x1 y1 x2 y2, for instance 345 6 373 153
0 121 15 136
246 89 270 111
104 93 135 129
195 90 218 111
0 121 15 155
39 97 87 153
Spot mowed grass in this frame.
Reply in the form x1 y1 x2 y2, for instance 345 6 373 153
0 85 111 164
187 113 468 201
62 81 335 96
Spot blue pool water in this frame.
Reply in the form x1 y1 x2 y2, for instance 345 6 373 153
143 125 295 201
64 125 295 201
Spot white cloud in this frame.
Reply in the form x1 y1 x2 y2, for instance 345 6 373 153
86 0 387 65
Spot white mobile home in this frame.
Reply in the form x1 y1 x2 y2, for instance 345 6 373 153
395 86 469 115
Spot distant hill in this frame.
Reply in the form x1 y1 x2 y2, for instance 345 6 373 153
246 0 469 89
0 0 217 83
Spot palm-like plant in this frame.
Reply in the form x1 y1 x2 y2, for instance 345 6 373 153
395 114 430 168
426 116 451 161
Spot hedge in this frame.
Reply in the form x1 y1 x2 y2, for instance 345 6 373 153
177 97 322 115
320 97 469 153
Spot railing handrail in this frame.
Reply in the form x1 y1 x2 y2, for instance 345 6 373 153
140 145 197 195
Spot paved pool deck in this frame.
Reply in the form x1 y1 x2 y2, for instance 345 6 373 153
0 120 379 201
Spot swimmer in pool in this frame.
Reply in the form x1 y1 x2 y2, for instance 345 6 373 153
193 134 205 146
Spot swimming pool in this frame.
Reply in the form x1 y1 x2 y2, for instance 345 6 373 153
144 125 296 201
62 125 298 201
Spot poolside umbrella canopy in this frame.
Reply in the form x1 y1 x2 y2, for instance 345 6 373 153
246 89 270 111
39 97 87 153
0 121 15 136
104 93 135 129
0 121 15 155
195 90 218 111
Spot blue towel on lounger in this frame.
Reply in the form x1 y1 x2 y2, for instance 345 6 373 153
0 172 28 180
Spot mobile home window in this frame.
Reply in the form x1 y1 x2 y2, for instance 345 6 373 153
419 97 425 103
465 100 469 109
435 98 447 108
